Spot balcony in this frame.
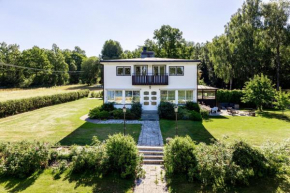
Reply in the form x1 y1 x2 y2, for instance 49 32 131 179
132 73 168 85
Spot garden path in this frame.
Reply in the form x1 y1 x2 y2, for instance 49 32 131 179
137 121 163 146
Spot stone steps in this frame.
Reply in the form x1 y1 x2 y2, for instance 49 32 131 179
138 146 164 165
141 110 159 121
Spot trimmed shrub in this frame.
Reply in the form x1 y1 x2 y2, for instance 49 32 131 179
100 102 115 112
158 102 175 120
89 91 103 98
185 101 200 112
131 102 142 119
88 108 110 119
193 141 251 191
189 110 202 121
200 109 209 119
0 90 89 118
164 136 197 176
112 109 123 119
232 141 269 177
105 133 142 178
70 145 106 173
88 107 101 119
0 141 50 178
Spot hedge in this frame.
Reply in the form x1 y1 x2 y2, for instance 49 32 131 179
216 89 244 104
0 90 90 118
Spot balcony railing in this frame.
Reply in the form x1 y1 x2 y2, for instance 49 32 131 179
132 73 168 85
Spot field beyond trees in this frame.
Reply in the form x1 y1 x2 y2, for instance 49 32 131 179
0 84 101 102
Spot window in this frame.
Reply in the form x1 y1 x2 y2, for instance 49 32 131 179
107 90 122 104
203 91 216 99
178 90 193 104
116 66 131 76
135 65 147 75
169 66 184 76
115 91 123 104
153 65 166 75
161 90 176 103
125 91 140 104
198 91 203 99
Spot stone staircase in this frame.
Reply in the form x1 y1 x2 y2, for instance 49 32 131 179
141 110 159 121
138 146 164 164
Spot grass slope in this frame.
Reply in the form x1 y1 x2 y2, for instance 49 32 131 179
160 110 290 146
0 98 141 145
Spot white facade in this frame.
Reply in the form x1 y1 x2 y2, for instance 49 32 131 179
101 58 199 111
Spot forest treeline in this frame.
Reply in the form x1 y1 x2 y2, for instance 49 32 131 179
1 0 290 89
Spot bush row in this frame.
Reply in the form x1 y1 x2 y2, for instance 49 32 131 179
89 91 104 98
0 134 143 179
158 101 202 121
89 102 142 120
164 136 290 191
0 90 90 118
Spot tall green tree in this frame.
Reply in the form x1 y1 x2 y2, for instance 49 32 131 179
81 56 100 85
0 42 23 87
262 0 290 90
47 44 69 85
20 46 52 86
152 25 184 58
209 35 235 89
273 88 290 114
242 74 276 111
101 40 123 59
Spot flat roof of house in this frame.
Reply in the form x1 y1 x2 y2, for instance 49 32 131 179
100 57 201 63
198 85 219 90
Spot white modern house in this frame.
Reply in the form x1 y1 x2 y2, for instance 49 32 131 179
100 48 201 111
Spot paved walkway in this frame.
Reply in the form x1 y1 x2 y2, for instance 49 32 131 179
138 121 164 146
134 165 167 193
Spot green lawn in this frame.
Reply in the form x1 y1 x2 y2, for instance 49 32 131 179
160 110 290 146
0 169 134 193
0 98 141 145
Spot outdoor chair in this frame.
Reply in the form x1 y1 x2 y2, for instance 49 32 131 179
211 107 218 114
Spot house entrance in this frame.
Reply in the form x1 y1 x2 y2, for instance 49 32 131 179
142 90 158 111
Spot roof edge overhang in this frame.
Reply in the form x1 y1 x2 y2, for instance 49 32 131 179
100 59 201 63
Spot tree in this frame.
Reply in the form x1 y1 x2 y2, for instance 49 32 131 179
242 74 276 111
153 25 184 58
209 35 235 89
81 56 100 85
262 0 290 90
101 40 123 59
273 88 290 114
47 44 69 85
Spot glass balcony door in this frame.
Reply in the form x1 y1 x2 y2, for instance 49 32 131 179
153 65 166 75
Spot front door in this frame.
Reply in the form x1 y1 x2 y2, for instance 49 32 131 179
142 90 158 110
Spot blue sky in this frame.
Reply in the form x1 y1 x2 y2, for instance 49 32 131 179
0 0 248 57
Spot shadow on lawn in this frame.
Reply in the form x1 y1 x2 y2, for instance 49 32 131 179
167 174 290 193
58 122 141 146
0 170 43 193
258 111 290 122
161 120 216 145
63 171 134 193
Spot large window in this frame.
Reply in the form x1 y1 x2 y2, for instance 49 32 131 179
116 66 131 76
125 91 140 104
203 91 216 99
161 90 176 103
178 90 193 104
107 90 123 104
169 66 184 76
134 65 148 75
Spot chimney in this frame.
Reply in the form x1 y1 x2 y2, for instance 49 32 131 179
141 47 154 58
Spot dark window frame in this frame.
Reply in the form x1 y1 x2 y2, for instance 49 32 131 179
152 65 166 75
134 65 148 75
116 66 131 76
169 66 184 76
